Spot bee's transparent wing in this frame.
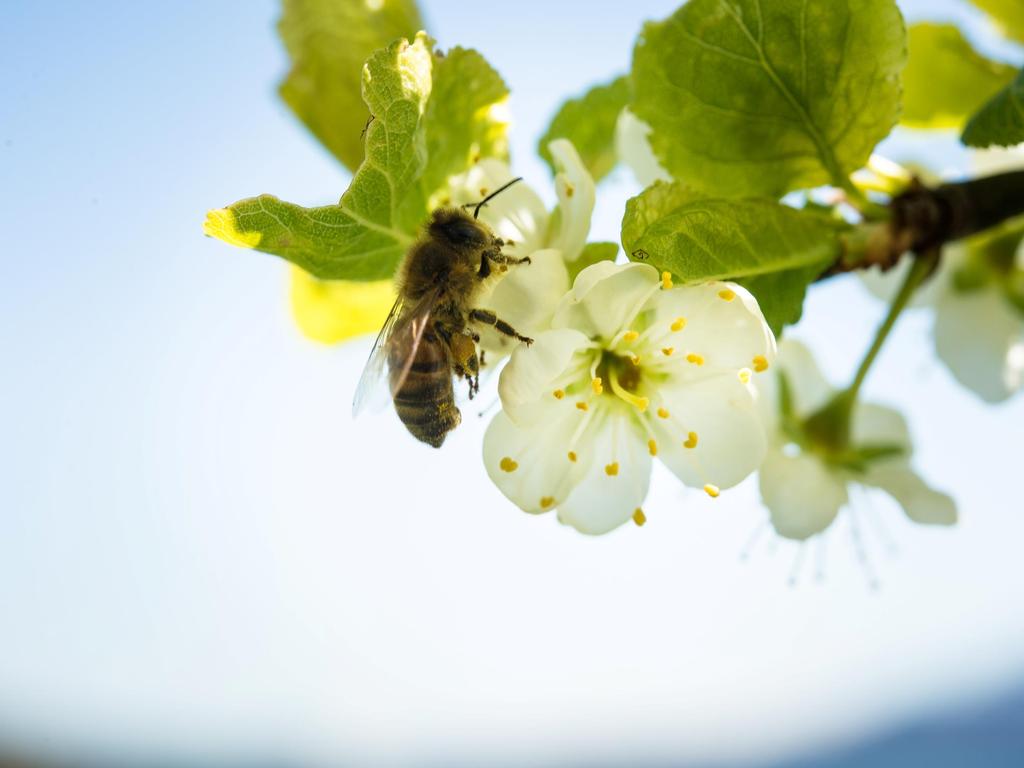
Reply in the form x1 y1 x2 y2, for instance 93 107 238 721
351 290 440 417
352 295 404 417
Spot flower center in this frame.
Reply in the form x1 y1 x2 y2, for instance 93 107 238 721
596 350 649 412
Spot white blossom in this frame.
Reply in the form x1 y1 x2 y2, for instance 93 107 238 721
861 146 1024 402
445 139 596 355
485 261 776 535
614 108 672 188
758 340 956 540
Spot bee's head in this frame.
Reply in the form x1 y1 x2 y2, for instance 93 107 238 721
428 208 493 250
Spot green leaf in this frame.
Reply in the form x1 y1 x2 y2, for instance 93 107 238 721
206 34 432 280
419 47 510 200
622 183 841 333
569 242 619 282
630 0 907 197
206 34 513 281
538 76 629 182
278 0 424 171
902 24 1016 130
962 68 1024 148
970 0 1024 44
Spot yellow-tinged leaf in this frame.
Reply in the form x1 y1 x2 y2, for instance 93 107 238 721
289 267 394 343
203 208 262 248
902 24 1016 130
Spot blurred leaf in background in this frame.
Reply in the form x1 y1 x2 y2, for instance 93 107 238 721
901 23 1016 129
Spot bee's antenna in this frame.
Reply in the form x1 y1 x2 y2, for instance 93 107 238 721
472 177 523 219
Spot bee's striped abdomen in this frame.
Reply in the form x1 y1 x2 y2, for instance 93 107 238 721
389 333 460 448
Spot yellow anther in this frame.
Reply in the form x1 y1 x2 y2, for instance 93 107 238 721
605 462 619 476
738 368 752 383
686 353 705 365
662 347 674 356
661 271 673 290
479 187 489 196
630 354 642 366
670 317 686 332
565 181 575 198
623 330 640 343
499 457 518 472
576 401 589 411
540 496 555 509
553 389 565 399
718 288 736 301
657 407 670 419
704 484 720 498
591 377 603 395
567 451 577 462
684 432 698 449
648 439 658 456
752 354 769 372
632 508 647 526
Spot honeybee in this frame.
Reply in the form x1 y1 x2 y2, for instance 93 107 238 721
352 178 534 447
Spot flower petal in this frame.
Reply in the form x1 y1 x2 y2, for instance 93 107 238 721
497 328 593 423
289 267 394 344
934 282 1024 403
446 159 550 255
553 262 660 341
645 281 776 374
756 339 834 431
556 414 652 535
484 410 590 515
546 139 596 262
614 108 672 188
652 373 767 490
759 449 848 540
851 402 911 451
861 464 957 526
475 249 570 356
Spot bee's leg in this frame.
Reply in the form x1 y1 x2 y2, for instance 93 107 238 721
468 309 533 345
487 251 532 267
479 349 487 369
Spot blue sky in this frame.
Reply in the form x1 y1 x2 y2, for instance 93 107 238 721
1 1 1023 764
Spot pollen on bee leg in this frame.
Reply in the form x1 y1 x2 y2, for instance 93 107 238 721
567 451 577 462
661 271 673 290
670 317 686 332
591 377 603 395
704 484 720 498
540 496 555 509
753 354 769 373
553 389 565 399
648 439 658 456
738 368 752 384
686 353 705 366
499 457 519 472
605 462 619 476
718 288 736 301
684 431 698 449
657 407 670 419
633 508 647 526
